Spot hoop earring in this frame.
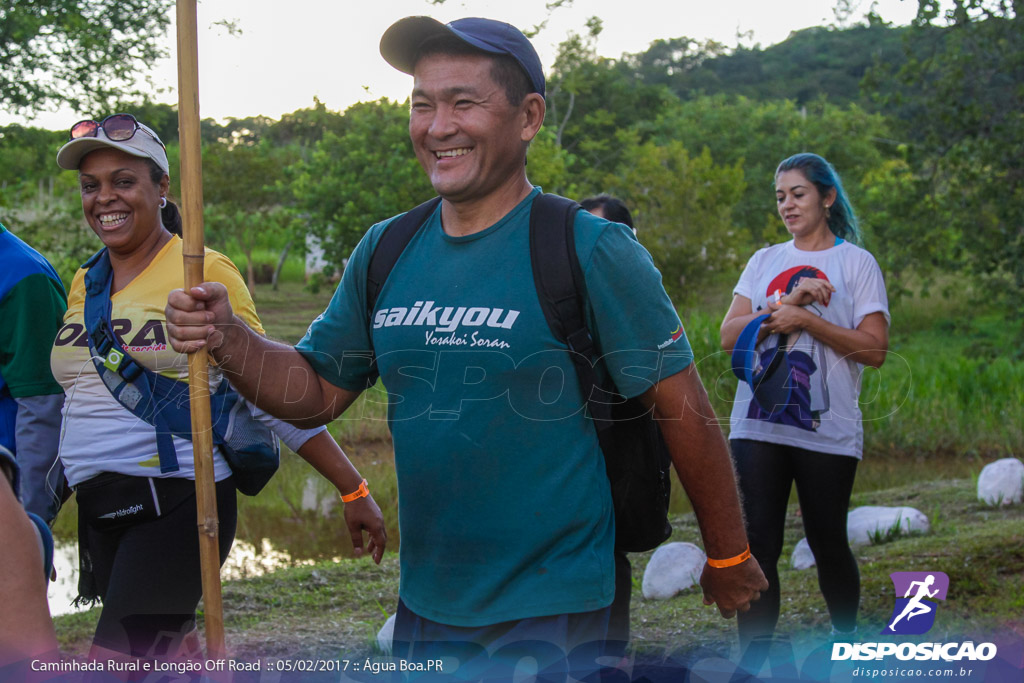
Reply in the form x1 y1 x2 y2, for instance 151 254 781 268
159 196 168 209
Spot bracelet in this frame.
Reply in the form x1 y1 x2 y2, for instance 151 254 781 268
340 479 369 503
707 544 751 568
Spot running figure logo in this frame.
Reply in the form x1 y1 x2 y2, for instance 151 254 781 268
883 571 949 635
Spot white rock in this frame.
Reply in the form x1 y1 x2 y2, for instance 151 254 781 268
377 613 396 654
641 542 706 600
791 538 816 570
977 458 1024 506
846 505 929 546
791 505 931 569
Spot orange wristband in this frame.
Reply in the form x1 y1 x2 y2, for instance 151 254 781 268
340 479 369 503
707 544 751 568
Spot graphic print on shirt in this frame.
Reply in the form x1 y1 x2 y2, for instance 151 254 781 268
54 319 168 353
373 300 521 350
749 265 831 431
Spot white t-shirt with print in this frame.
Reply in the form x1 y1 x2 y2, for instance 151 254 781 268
727 240 889 458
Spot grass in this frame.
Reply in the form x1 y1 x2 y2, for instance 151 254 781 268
52 476 1024 659
865 512 921 546
628 476 1024 659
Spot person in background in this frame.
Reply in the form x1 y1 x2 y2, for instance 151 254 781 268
166 18 766 673
720 152 889 668
580 194 635 236
0 224 67 524
52 114 387 661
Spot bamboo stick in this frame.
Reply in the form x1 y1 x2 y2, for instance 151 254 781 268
175 0 226 660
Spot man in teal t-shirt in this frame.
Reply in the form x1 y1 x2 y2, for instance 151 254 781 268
166 15 767 663
0 225 68 524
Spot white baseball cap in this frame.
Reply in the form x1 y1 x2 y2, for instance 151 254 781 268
56 114 169 175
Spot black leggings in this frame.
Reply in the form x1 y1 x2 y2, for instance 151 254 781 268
80 475 237 657
730 439 859 647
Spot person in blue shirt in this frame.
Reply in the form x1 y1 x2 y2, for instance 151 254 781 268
167 15 767 669
0 225 67 524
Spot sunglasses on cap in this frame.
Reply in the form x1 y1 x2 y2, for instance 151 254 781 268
69 113 165 148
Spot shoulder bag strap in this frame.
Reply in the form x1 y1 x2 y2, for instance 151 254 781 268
365 196 443 323
529 193 614 428
82 250 182 473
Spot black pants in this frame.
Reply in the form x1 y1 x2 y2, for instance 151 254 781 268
78 474 237 657
730 439 860 649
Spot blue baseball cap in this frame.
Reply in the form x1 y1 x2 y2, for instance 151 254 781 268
380 16 545 98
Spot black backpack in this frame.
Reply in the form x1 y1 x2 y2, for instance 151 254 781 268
366 193 673 553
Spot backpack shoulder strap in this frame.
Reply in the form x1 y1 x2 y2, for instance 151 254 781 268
529 193 612 426
529 194 588 346
366 196 442 322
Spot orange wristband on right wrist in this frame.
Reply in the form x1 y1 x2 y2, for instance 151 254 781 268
340 479 369 503
707 544 751 568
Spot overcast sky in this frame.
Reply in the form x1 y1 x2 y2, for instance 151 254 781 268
5 0 927 130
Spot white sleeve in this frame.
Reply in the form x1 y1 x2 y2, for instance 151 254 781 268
247 401 327 452
733 248 763 300
851 250 890 328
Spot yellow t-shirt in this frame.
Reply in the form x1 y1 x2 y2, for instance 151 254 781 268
51 236 264 486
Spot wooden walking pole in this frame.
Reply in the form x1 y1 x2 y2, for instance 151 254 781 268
175 0 226 659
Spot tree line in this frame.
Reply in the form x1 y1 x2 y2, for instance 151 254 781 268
1 1 1019 315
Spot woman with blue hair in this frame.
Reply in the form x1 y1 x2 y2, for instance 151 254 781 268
719 153 890 666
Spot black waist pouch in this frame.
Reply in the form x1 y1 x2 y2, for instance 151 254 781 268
74 473 196 605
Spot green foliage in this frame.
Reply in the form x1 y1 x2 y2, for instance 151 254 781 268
0 125 66 192
289 99 434 273
648 25 910 106
0 0 172 114
525 127 578 197
264 98 347 149
649 96 893 251
605 137 746 303
201 140 298 291
544 19 674 189
876 1 1024 314
1 173 96 287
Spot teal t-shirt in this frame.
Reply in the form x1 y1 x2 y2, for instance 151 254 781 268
297 189 693 626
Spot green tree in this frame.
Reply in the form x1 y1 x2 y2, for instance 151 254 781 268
0 0 172 114
266 98 347 150
525 127 578 198
648 96 894 251
202 140 297 293
2 171 96 287
0 125 66 196
544 18 673 188
881 1 1024 309
289 99 433 275
602 134 746 303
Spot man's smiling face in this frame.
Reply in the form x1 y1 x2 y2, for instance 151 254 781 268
409 53 530 205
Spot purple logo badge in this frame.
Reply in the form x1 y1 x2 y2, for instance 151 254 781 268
883 571 949 635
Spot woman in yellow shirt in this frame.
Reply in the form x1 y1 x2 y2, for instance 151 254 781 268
52 114 386 661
